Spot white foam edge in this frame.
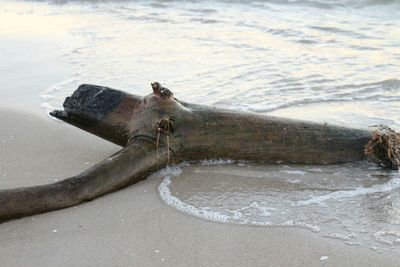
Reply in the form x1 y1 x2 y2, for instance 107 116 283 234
157 166 320 233
293 176 400 206
199 159 235 166
40 78 77 120
373 230 400 246
324 232 355 241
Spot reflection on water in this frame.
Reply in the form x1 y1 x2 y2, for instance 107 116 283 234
158 161 400 251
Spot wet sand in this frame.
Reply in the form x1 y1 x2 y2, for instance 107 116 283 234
0 108 399 266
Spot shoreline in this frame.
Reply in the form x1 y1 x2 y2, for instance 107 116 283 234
1 107 399 266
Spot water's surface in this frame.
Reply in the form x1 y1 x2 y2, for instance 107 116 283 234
2 0 396 129
2 0 400 250
157 162 400 251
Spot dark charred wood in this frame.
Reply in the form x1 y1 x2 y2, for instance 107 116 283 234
50 84 141 146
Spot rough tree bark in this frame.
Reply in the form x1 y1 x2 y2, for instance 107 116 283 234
0 82 398 222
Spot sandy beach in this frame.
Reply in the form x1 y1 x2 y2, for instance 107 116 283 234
0 108 399 266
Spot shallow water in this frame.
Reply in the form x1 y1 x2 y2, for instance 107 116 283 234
157 162 400 251
2 0 400 251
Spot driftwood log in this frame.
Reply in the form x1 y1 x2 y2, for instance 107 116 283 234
0 82 399 222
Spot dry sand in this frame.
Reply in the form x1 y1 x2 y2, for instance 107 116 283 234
0 108 399 267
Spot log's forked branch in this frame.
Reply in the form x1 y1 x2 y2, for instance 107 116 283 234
0 138 167 222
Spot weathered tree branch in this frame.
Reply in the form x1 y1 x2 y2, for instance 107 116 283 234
0 82 398 222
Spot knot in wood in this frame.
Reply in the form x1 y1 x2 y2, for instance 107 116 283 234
157 116 174 135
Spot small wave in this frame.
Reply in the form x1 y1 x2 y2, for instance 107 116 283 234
374 231 400 246
324 232 356 241
239 78 400 114
296 39 317 45
310 25 370 39
148 2 168 8
199 159 235 166
350 45 380 51
280 170 307 175
294 177 400 206
125 14 172 23
158 173 321 232
190 18 221 24
186 8 217 14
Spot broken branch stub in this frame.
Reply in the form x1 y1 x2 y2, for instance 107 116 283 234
50 84 142 146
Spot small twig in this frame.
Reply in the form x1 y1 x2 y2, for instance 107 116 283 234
166 118 170 165
156 116 174 167
156 131 160 168
167 134 170 166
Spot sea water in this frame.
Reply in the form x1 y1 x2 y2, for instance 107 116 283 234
1 0 400 251
157 162 400 251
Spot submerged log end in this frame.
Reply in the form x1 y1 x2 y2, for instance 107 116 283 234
364 126 400 170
